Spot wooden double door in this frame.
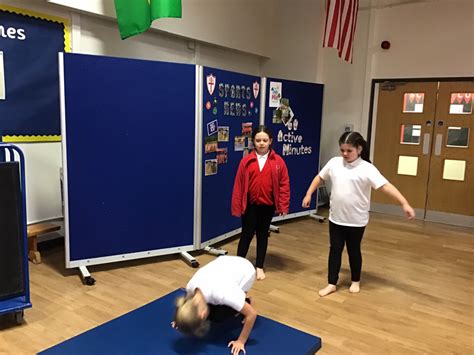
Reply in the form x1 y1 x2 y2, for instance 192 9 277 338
371 80 473 227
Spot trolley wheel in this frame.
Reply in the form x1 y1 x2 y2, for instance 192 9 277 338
14 310 24 324
84 276 96 286
190 260 199 268
319 219 325 223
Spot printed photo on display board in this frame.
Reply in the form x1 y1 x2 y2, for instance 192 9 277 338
242 122 252 137
205 159 218 176
272 108 282 123
205 134 218 153
216 147 228 164
269 81 282 107
218 126 229 142
234 135 245 151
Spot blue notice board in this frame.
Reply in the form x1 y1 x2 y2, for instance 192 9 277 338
264 78 323 214
0 6 67 140
63 53 196 262
201 67 261 244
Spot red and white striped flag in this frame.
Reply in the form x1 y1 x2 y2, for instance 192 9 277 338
323 0 359 63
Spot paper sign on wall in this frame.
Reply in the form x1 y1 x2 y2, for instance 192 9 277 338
0 52 5 100
269 81 282 107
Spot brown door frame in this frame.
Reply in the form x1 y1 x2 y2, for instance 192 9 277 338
367 77 474 227
367 77 474 153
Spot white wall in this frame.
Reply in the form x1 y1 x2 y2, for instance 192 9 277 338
370 0 474 79
2 0 472 222
46 0 273 57
261 0 323 83
319 0 474 166
315 2 371 166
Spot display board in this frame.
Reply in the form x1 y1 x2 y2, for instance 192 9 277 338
61 53 196 267
264 78 323 218
0 4 70 142
201 67 261 245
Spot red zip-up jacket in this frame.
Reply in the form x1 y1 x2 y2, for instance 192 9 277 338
231 149 290 216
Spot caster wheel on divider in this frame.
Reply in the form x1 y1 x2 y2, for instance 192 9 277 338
84 276 96 286
319 219 325 223
191 260 200 268
14 310 24 325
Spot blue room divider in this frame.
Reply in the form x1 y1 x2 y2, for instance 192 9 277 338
60 54 324 272
60 53 196 270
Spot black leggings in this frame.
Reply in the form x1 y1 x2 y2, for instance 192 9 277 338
208 298 251 322
237 203 275 268
328 221 366 285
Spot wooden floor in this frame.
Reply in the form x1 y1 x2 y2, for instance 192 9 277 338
1 209 473 354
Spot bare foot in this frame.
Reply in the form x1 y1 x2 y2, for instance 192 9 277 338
349 281 360 293
318 284 337 297
256 268 266 280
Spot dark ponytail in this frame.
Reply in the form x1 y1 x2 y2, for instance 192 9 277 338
339 131 371 163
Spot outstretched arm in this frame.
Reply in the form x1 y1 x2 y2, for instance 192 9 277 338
228 302 257 355
379 183 415 219
302 175 324 208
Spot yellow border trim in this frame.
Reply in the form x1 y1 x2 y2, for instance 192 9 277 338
2 135 62 143
2 135 61 143
0 4 71 52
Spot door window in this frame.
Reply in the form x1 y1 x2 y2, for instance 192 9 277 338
403 93 424 113
446 127 469 148
449 93 472 114
400 124 422 144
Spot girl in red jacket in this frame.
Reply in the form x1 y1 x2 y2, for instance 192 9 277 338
231 125 290 280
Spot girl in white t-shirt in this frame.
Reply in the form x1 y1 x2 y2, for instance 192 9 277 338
172 256 257 355
302 132 415 297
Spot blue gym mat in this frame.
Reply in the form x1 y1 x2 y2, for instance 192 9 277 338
39 289 321 354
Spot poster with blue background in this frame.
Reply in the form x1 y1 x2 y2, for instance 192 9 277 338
264 78 324 216
0 5 69 141
201 67 260 244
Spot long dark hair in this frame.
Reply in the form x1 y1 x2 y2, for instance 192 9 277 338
252 125 273 141
339 131 371 162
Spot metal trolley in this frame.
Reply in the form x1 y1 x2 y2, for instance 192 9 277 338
0 143 31 324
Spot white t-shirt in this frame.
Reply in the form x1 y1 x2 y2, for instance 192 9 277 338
186 256 256 312
319 157 388 227
257 151 269 171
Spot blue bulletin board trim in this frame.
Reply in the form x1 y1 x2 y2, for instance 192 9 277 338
0 4 70 143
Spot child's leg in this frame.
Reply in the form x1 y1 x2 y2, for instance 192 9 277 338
254 205 275 279
320 221 345 296
345 226 365 293
237 203 257 258
254 205 275 268
327 221 345 285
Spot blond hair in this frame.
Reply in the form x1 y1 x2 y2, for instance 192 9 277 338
174 295 210 337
